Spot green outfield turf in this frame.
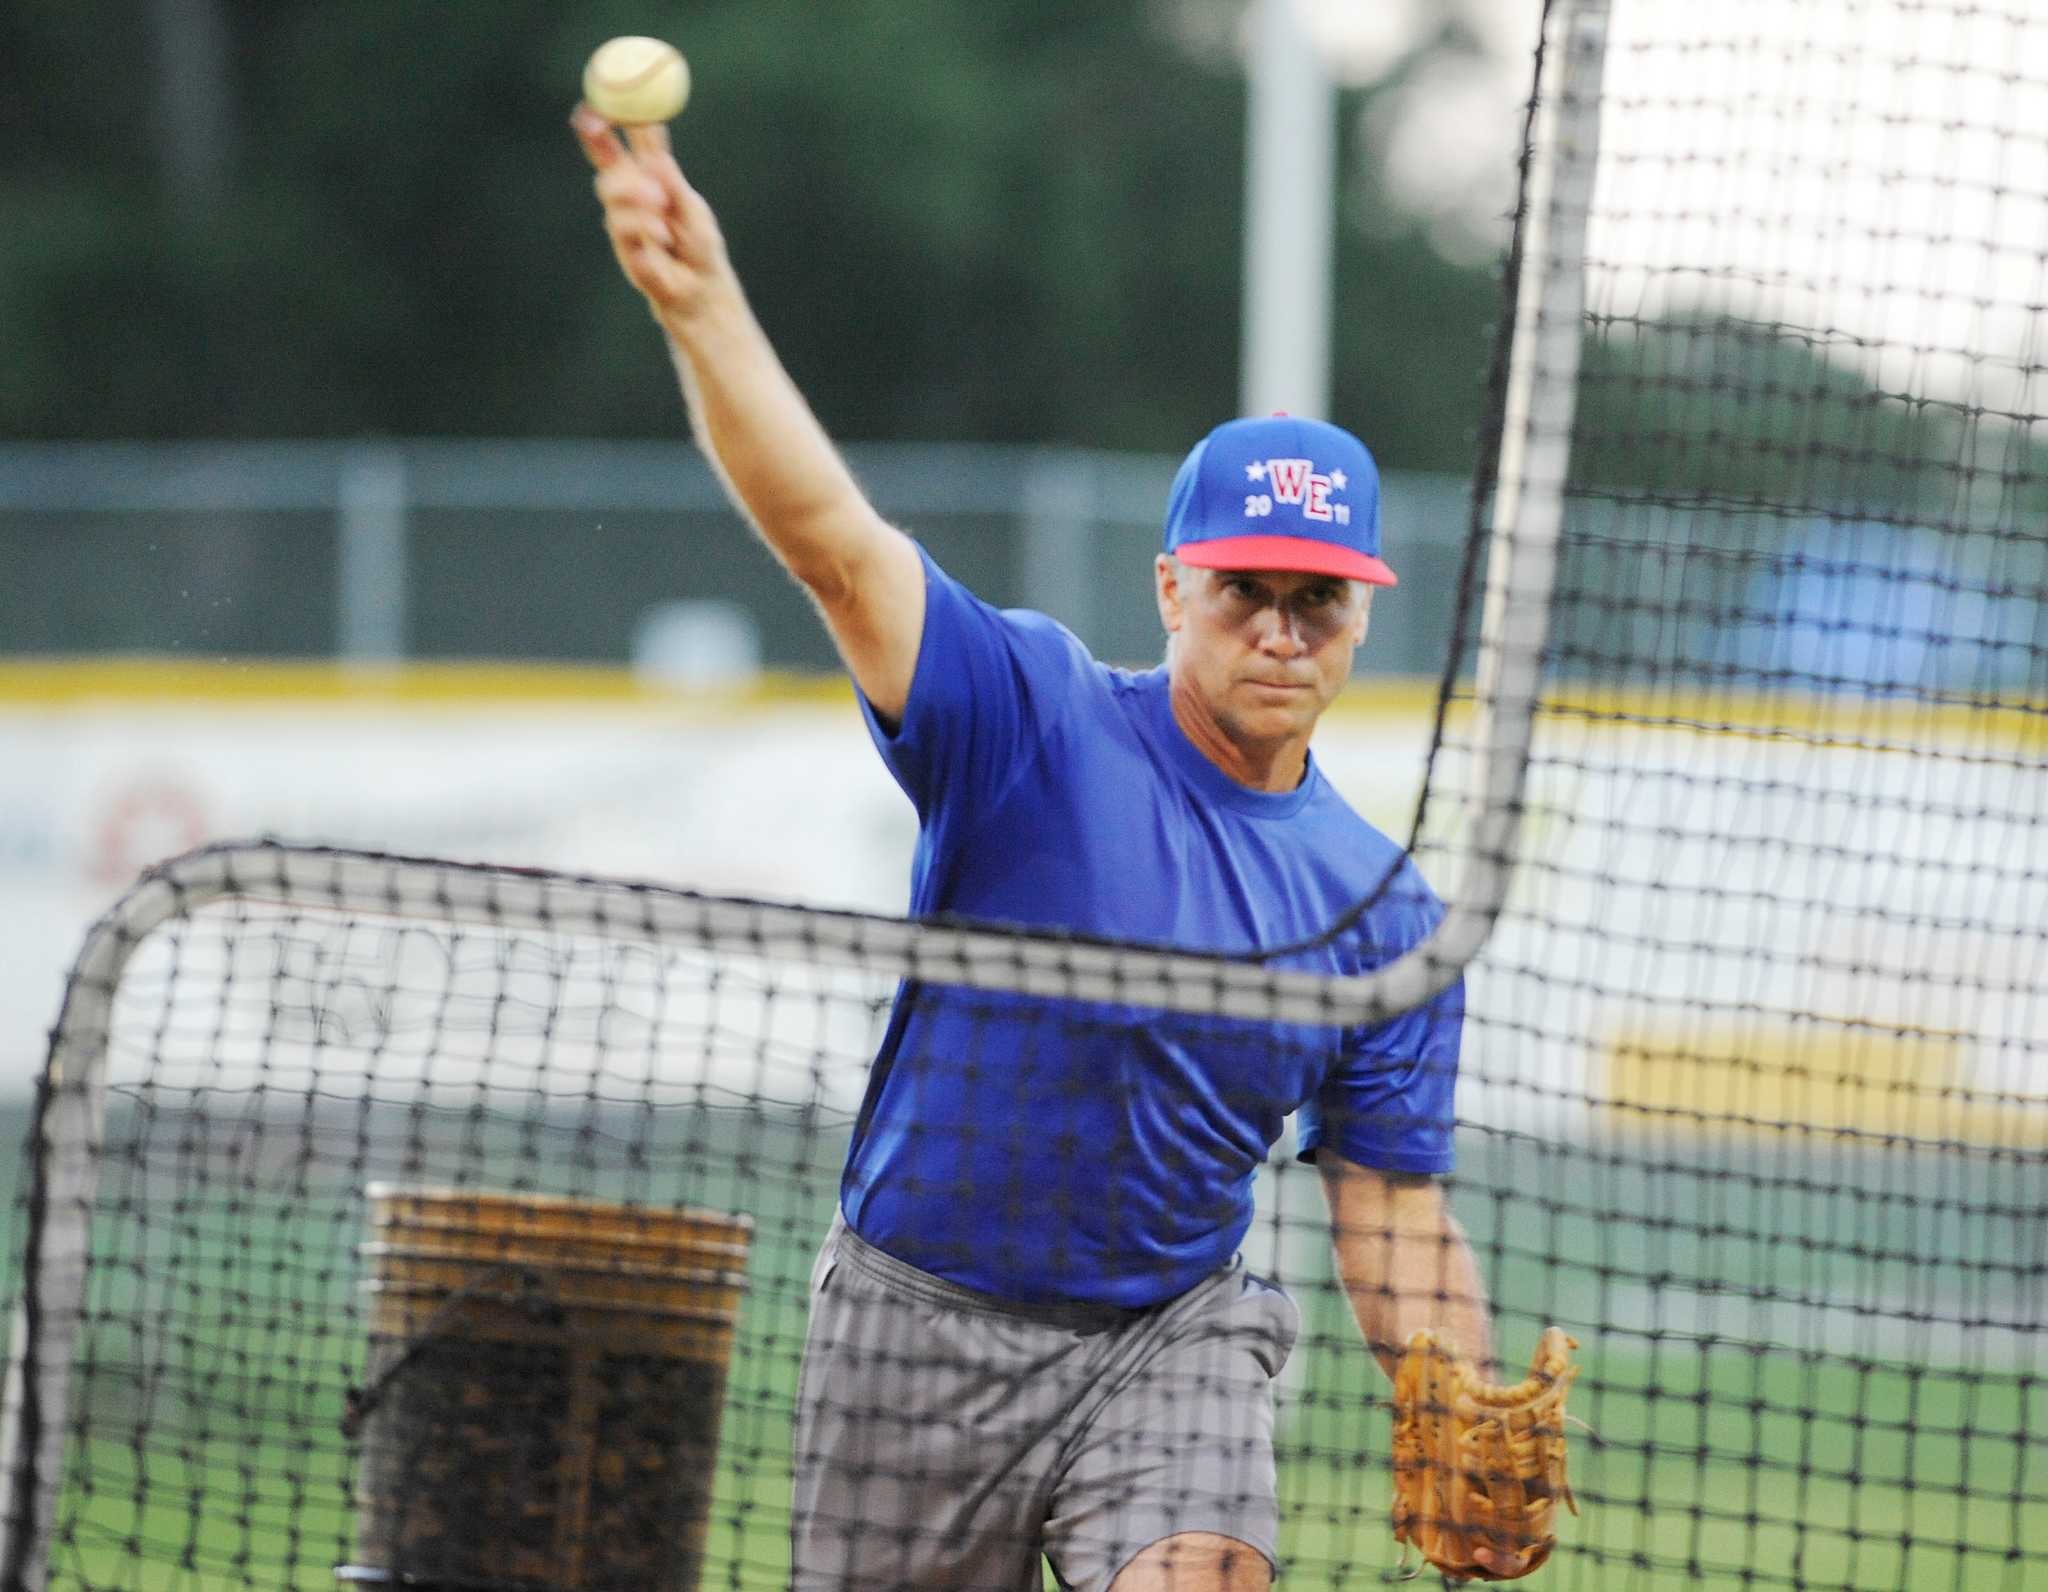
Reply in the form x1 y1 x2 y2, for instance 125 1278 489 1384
39 1350 2048 1591
7 1104 2043 1591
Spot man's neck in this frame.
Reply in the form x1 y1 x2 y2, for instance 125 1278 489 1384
1167 671 1310 793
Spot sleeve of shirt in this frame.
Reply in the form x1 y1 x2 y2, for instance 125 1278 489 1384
1295 974 1464 1174
855 544 1088 822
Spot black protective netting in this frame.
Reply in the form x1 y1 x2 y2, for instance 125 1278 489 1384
1405 0 2048 1586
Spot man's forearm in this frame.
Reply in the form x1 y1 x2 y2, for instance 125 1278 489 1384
1335 1203 1495 1380
662 289 892 600
1321 1161 1497 1381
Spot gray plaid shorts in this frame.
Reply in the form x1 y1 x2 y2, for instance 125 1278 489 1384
790 1214 1300 1591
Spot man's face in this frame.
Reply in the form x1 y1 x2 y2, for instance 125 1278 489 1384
1155 556 1373 745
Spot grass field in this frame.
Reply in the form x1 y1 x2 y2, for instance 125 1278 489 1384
7 1100 2044 1591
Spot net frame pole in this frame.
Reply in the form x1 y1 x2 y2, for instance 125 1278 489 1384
1353 0 1611 1013
0 27 1607 1562
0 804 1572 1588
0 889 143 1592
0 80 1611 1522
0 123 1619 1528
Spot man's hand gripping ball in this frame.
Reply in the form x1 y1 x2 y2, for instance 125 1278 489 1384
572 39 734 333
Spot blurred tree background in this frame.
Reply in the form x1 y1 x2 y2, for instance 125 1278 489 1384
0 0 1510 469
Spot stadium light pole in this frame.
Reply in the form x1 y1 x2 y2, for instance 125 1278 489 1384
337 446 408 665
144 0 234 221
1240 0 1337 421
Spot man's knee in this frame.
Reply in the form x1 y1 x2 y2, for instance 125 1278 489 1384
1107 1531 1272 1592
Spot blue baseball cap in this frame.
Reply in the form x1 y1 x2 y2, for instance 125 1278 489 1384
1162 415 1395 586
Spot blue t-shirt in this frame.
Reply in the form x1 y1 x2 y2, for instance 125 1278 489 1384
845 548 1463 1306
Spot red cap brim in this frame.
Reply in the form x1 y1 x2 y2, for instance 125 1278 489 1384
1174 535 1397 587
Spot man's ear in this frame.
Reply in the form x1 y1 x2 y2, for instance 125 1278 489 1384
1155 553 1185 635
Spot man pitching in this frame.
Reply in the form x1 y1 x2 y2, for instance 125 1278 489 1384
575 109 1528 1589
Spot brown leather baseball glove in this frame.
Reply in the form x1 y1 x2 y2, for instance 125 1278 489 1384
1390 1327 1580 1582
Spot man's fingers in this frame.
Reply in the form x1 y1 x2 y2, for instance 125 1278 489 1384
594 165 670 213
583 118 690 218
570 103 629 171
607 207 675 253
624 123 672 162
623 122 696 215
579 102 715 319
620 240 692 305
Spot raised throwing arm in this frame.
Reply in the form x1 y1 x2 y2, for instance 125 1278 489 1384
573 109 925 720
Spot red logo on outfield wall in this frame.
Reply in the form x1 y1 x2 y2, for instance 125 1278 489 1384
94 777 211 886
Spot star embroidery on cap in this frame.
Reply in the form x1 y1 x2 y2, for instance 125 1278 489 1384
1245 461 1267 482
1330 469 1348 490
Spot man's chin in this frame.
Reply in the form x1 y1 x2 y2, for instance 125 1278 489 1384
1228 702 1317 743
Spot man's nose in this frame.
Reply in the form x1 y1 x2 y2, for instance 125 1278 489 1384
1256 605 1306 655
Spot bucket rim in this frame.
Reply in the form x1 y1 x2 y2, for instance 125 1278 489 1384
360 1228 751 1265
364 1181 755 1234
